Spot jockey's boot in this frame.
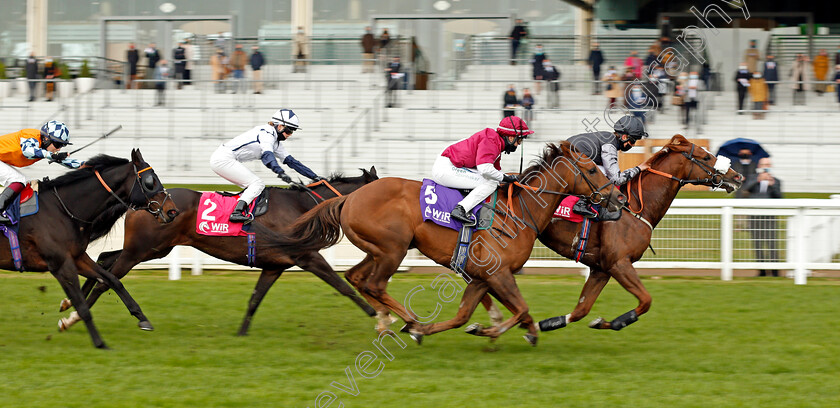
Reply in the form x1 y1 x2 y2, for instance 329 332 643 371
0 186 21 216
450 205 477 226
229 200 253 224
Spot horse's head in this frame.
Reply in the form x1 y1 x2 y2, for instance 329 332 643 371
648 135 744 193
129 149 179 223
558 141 626 212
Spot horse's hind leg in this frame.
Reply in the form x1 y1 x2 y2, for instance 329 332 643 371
237 267 288 336
51 266 107 349
294 251 376 317
410 281 489 338
345 255 395 332
480 294 504 326
538 268 610 332
588 260 651 331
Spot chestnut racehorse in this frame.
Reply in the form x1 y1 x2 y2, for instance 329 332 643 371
535 135 744 333
277 141 626 345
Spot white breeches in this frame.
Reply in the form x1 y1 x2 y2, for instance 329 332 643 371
0 161 27 187
431 156 499 212
209 146 265 205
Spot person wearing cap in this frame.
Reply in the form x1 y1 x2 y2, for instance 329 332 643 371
566 116 649 186
431 116 533 225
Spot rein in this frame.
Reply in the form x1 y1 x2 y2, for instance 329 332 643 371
297 179 343 204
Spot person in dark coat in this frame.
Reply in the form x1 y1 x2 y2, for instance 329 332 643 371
763 55 779 105
503 85 519 118
385 56 402 108
361 26 376 73
250 46 265 94
25 53 39 102
173 42 187 90
509 19 528 65
743 157 782 277
735 63 751 112
530 44 547 94
588 43 604 94
126 43 139 89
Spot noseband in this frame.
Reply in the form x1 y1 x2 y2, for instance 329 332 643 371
94 165 173 220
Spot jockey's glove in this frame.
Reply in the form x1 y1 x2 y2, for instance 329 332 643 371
51 152 69 162
502 174 518 184
278 173 293 183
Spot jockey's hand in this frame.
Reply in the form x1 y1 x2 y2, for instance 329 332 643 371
637 163 650 172
502 174 518 184
311 176 327 182
51 152 68 162
278 173 293 183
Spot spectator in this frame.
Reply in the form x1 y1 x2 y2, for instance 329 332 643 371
735 63 751 113
749 71 768 119
644 45 659 76
652 64 669 112
675 72 688 124
210 48 227 94
503 84 518 118
521 88 535 122
25 53 38 102
173 41 187 90
660 16 673 44
731 148 757 198
542 59 560 108
744 40 761 73
834 65 840 107
603 66 621 107
144 43 160 82
530 44 547 94
588 42 604 94
509 19 528 65
294 26 307 73
385 56 401 108
743 157 782 277
379 28 391 58
361 26 376 73
701 61 712 90
790 54 810 105
624 51 642 79
43 59 57 101
250 46 265 94
126 43 139 89
230 44 248 94
626 83 648 125
813 49 829 95
685 71 702 127
763 55 778 105
183 38 195 86
214 32 228 50
153 59 170 106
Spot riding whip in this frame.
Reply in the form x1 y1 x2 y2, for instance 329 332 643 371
68 125 123 156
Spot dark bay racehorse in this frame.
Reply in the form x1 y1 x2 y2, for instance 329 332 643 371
276 142 626 344
0 149 178 348
58 169 379 335
536 135 743 332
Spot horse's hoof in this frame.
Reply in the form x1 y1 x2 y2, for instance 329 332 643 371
409 332 423 345
399 324 411 334
523 333 538 346
588 317 606 329
57 319 68 332
59 298 72 312
464 322 484 336
138 321 154 331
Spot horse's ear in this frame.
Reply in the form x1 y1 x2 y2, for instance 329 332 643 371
670 134 688 145
131 148 144 163
369 166 377 178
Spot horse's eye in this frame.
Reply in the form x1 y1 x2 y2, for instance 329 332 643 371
588 167 597 175
704 155 712 160
143 175 157 191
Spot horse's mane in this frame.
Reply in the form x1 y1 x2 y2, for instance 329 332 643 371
39 155 130 190
38 154 132 241
515 142 568 196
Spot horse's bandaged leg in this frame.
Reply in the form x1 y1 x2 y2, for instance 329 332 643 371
609 309 638 331
538 314 567 332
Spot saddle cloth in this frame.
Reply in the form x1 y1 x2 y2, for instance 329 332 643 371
420 179 495 231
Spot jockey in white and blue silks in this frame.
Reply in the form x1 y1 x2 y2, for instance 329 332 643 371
210 109 324 223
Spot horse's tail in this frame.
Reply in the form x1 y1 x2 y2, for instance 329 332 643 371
270 195 348 252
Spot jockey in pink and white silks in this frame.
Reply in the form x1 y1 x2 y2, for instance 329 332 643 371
210 109 324 223
432 116 533 225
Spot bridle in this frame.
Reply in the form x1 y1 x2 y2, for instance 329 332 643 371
644 144 727 188
295 179 343 204
54 164 173 223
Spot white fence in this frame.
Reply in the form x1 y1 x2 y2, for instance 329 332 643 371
90 198 840 285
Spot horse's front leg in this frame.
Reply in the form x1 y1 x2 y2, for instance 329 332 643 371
465 271 538 346
588 260 651 331
538 267 611 332
480 294 505 327
75 255 154 331
50 261 108 349
407 281 489 343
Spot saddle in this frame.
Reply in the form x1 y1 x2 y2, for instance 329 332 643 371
216 189 270 218
420 179 496 231
0 184 39 224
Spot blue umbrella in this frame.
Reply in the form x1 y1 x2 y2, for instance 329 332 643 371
716 138 769 161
